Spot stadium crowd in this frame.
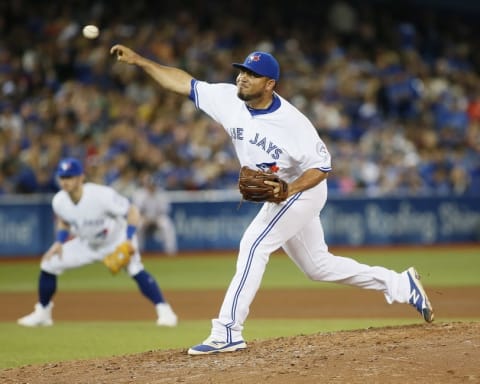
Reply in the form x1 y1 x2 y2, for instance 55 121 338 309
0 0 479 197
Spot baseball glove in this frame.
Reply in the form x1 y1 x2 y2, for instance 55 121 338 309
238 166 289 203
103 241 134 274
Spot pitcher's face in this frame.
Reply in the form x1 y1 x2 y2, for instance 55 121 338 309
236 70 274 104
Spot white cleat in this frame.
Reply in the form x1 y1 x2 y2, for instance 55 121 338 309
188 337 247 355
17 302 54 327
156 303 178 327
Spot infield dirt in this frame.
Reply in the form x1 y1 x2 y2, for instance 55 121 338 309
1 287 479 383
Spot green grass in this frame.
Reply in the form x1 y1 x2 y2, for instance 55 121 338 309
0 321 205 368
1 246 479 292
1 245 479 369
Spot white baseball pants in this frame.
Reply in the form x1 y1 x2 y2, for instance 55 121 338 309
210 182 411 343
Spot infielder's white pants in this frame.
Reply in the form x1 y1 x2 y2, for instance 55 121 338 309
211 182 411 343
41 236 144 277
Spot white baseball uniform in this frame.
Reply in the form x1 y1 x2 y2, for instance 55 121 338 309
191 80 412 343
132 186 178 255
41 183 144 276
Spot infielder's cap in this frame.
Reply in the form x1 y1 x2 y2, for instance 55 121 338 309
56 157 84 178
232 51 280 81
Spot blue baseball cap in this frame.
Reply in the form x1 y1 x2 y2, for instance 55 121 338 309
232 51 280 81
56 158 84 178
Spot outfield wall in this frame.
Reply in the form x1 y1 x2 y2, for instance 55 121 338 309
0 192 479 257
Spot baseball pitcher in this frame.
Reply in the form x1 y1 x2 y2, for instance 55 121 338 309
110 45 434 355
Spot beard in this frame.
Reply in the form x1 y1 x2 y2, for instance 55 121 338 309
237 89 263 102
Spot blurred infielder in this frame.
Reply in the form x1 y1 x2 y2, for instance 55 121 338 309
132 173 178 255
110 45 434 355
18 158 177 327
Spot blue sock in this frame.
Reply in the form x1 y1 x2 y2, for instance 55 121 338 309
133 270 165 305
39 270 57 307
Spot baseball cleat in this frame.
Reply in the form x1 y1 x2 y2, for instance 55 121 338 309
407 267 434 323
155 303 178 327
188 337 247 355
17 302 54 327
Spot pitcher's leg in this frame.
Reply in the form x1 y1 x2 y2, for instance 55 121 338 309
283 218 410 304
211 196 310 342
211 216 273 342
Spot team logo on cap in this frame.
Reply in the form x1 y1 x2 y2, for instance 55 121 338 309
60 162 71 171
248 54 261 62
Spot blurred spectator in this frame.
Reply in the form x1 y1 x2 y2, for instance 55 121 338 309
0 0 479 197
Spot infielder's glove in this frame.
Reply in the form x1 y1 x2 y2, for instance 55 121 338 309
238 166 289 203
103 241 134 274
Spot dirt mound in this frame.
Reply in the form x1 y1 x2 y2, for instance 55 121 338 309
1 322 478 384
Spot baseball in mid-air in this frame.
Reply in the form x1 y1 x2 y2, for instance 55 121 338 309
82 25 99 39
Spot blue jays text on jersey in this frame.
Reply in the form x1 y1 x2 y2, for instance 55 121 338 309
229 127 283 160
